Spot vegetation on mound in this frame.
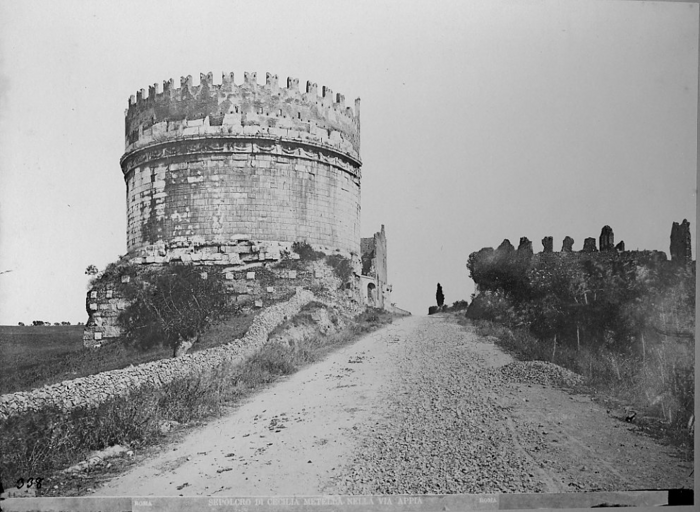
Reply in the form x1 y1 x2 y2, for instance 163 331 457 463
0 306 395 497
290 241 354 287
467 244 695 444
463 245 694 448
467 249 694 348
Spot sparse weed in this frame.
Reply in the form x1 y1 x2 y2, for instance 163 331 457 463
470 318 694 449
291 241 325 261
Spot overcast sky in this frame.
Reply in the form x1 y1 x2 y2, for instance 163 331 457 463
0 0 697 323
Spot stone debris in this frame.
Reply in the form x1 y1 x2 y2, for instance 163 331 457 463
62 445 129 474
497 361 584 388
582 237 598 253
159 420 181 434
330 320 548 495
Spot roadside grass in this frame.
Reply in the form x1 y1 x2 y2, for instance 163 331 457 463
0 326 85 395
462 316 694 455
0 306 396 497
0 316 254 395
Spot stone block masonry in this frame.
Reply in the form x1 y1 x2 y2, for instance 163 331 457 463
122 71 362 259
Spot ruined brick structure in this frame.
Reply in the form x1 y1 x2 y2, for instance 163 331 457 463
360 225 391 309
486 222 687 263
541 236 553 253
670 219 692 264
599 225 615 251
582 237 598 253
562 236 574 252
517 237 533 260
85 71 365 346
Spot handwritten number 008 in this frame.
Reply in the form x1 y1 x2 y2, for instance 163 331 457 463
16 477 43 489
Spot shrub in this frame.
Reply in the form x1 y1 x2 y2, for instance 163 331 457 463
325 254 353 285
291 241 324 261
87 256 137 290
118 265 232 356
445 300 469 312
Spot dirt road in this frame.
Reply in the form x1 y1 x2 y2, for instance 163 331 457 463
93 314 692 497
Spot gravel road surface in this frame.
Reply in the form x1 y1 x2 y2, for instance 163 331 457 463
92 314 693 496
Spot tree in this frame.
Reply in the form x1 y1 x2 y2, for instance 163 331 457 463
436 283 445 308
85 264 99 276
18 322 25 326
119 265 232 356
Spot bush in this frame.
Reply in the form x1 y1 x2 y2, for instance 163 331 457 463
88 256 137 290
291 241 325 261
118 265 232 356
325 254 353 285
445 300 469 312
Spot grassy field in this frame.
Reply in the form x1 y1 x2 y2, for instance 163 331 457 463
0 306 396 497
0 316 254 395
0 326 84 394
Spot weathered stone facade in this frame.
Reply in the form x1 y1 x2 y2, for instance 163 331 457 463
360 225 391 309
599 225 614 252
541 236 553 253
122 72 361 258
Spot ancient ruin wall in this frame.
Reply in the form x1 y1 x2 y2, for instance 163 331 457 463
122 72 362 258
360 225 390 309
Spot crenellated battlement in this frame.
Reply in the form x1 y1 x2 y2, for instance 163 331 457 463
124 71 361 161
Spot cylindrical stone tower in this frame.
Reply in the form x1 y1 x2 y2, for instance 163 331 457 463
121 71 361 261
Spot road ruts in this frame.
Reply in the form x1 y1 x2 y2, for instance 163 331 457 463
326 314 551 494
325 314 693 495
83 313 691 497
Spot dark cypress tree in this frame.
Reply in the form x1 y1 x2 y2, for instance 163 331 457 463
436 283 445 307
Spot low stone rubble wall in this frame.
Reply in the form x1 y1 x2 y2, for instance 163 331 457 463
0 288 314 421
